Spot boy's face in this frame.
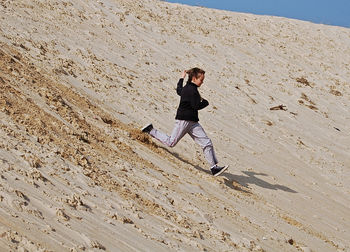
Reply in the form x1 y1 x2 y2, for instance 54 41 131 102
193 74 205 87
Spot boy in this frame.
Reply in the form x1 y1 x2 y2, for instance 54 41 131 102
142 68 228 176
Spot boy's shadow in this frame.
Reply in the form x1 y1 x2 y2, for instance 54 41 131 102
160 147 297 194
223 171 297 193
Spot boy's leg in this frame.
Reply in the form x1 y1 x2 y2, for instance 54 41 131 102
150 120 190 147
188 123 218 168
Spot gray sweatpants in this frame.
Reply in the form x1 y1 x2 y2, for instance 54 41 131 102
149 120 218 168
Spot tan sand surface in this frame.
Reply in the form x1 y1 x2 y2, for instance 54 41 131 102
0 0 349 251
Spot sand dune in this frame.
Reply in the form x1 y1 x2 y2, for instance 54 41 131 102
1 0 350 251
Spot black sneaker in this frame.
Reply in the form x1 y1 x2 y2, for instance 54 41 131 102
141 123 153 133
211 165 229 177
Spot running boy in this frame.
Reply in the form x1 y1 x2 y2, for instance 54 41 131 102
142 68 228 176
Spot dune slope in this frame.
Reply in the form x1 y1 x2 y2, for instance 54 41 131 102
1 0 350 251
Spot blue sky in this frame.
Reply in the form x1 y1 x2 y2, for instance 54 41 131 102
166 0 350 28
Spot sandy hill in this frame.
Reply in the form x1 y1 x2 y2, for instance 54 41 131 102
1 0 350 251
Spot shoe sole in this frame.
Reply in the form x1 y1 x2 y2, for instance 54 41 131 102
141 123 152 132
214 165 229 177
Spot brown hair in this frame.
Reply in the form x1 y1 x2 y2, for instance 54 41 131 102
187 67 205 84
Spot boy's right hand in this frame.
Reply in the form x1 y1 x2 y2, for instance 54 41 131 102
181 70 187 79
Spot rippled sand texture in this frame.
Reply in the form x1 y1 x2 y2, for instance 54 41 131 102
1 0 350 251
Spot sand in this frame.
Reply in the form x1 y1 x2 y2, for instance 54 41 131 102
0 0 349 251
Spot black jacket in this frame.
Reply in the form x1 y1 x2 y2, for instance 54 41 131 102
175 78 209 122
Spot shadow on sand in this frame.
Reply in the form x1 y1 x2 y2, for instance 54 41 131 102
223 171 297 193
159 147 297 194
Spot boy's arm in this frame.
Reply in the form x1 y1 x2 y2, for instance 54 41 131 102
190 90 209 110
198 98 209 110
176 78 184 96
176 70 187 96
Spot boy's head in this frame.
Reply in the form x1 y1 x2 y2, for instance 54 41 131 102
187 67 205 87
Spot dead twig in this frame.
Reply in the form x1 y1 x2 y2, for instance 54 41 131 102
270 105 287 111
